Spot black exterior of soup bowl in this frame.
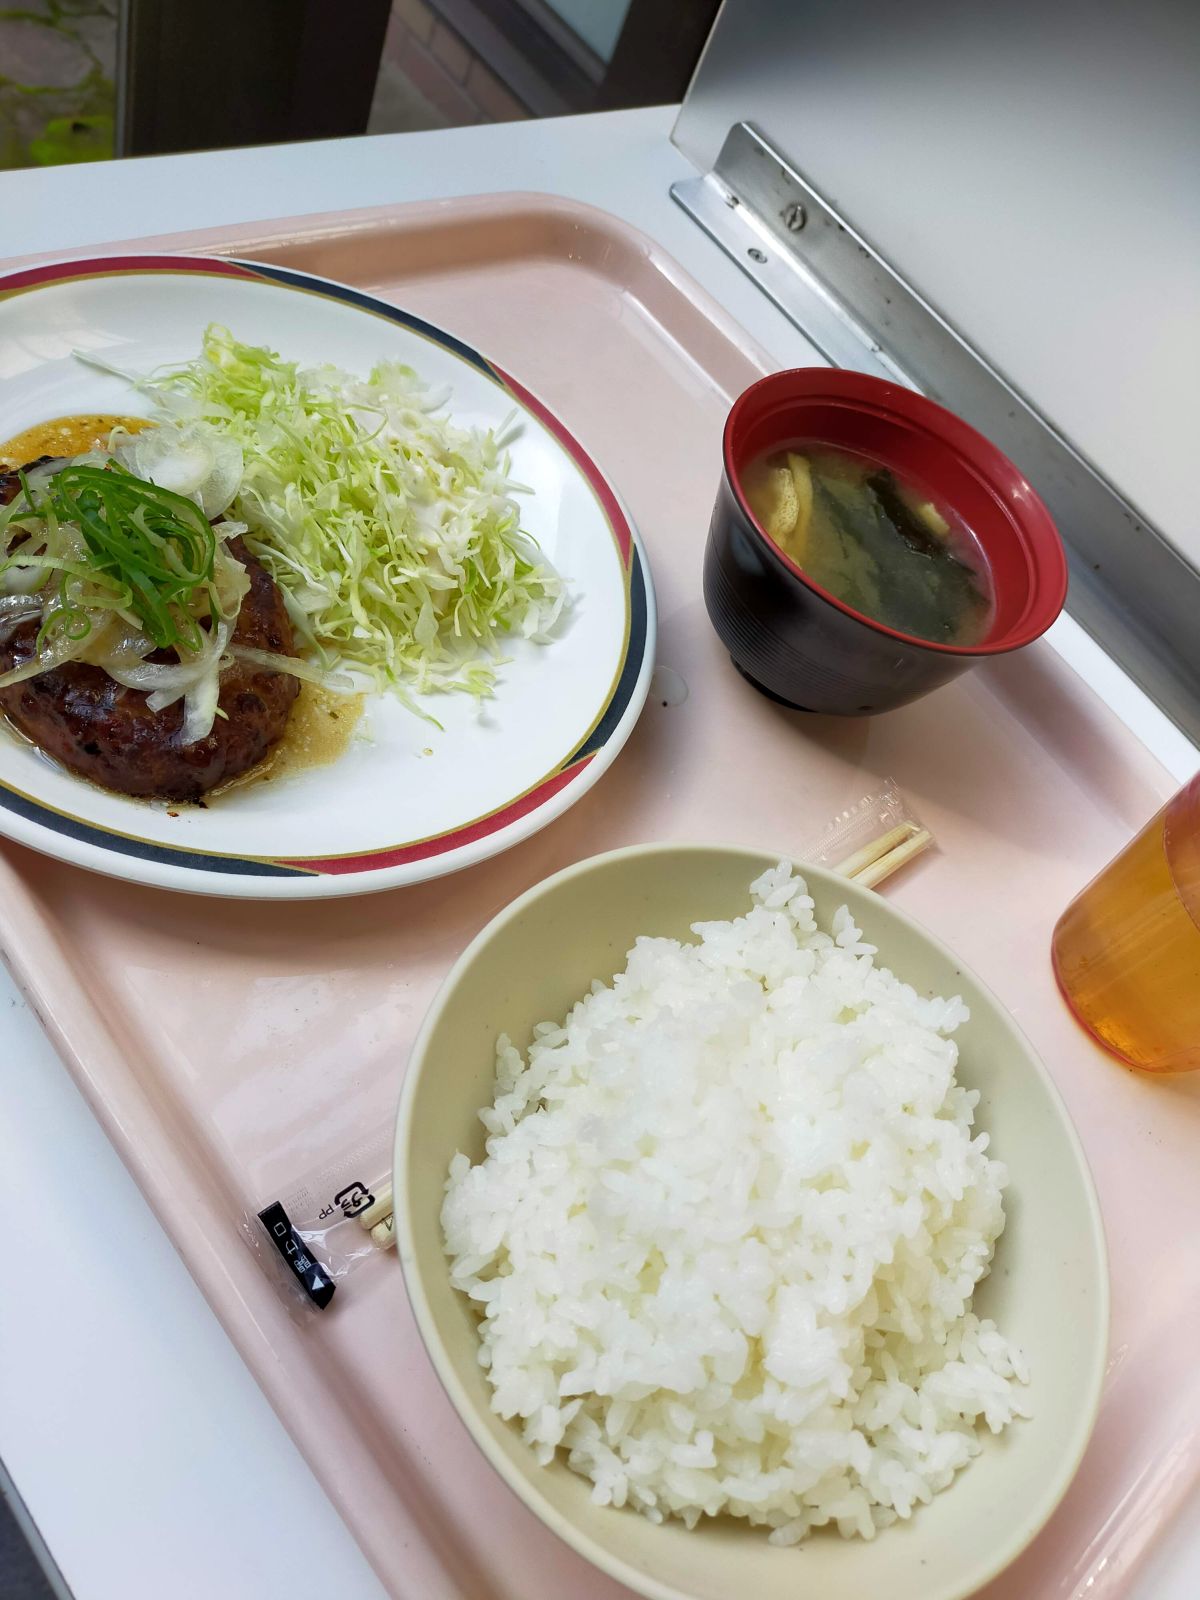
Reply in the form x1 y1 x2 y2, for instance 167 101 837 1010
704 474 972 715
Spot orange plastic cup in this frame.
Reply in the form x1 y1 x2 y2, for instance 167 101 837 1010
1052 774 1200 1072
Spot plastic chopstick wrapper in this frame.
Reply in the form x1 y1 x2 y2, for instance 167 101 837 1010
241 1130 396 1318
243 778 931 1311
800 776 933 887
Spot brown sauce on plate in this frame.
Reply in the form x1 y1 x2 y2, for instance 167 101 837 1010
210 683 365 799
0 413 151 467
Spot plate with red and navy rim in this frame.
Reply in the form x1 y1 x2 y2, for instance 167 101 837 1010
0 254 655 898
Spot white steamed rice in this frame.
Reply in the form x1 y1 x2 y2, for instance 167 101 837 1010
441 862 1028 1543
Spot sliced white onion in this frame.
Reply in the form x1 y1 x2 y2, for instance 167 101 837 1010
110 421 244 518
212 544 251 616
18 458 74 492
84 622 157 668
104 642 225 696
1 560 50 597
145 687 182 713
230 644 356 692
0 612 103 688
102 618 233 745
0 597 42 647
179 667 223 744
105 660 204 693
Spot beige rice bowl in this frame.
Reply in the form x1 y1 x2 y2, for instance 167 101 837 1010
441 862 1029 1544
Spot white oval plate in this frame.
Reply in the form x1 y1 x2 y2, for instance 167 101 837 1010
0 255 655 898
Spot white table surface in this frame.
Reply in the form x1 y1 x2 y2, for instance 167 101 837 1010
0 105 1196 1600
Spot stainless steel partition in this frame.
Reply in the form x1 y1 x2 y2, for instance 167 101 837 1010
671 0 1200 736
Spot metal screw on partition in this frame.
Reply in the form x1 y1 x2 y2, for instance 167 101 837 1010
781 202 807 232
747 247 767 263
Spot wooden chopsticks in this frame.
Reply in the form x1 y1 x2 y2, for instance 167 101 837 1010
835 821 932 888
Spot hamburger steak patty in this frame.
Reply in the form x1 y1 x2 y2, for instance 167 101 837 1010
0 462 300 800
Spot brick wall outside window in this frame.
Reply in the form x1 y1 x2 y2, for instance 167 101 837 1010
370 0 531 133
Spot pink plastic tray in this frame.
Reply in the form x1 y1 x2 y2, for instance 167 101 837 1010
2 196 1198 1600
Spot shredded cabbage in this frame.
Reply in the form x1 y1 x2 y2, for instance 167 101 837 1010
98 325 567 706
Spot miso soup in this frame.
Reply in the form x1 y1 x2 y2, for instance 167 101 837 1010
742 444 993 646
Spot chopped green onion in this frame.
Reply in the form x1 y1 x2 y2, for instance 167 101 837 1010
1 463 223 653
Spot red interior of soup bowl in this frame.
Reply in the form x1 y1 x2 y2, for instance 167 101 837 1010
724 369 1068 655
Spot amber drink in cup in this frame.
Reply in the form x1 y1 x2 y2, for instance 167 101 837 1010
1052 775 1200 1072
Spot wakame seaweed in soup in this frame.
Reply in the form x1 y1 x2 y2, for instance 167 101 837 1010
742 445 993 646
